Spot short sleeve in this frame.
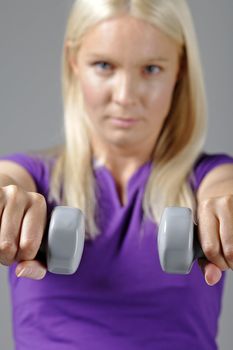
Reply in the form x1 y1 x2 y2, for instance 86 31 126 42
190 152 233 192
0 152 55 200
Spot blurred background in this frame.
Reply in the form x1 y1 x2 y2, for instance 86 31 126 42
0 1 233 349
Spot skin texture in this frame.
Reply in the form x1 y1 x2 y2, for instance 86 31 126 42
1 15 233 285
69 14 181 202
196 163 233 285
2 14 182 280
68 15 233 286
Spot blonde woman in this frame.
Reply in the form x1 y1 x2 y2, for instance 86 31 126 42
1 0 233 349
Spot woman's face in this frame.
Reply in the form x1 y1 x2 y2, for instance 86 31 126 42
71 15 181 158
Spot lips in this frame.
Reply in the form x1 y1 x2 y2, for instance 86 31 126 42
110 116 140 127
113 117 138 121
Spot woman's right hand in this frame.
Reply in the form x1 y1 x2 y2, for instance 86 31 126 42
0 184 48 279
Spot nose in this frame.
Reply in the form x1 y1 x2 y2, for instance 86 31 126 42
112 73 139 106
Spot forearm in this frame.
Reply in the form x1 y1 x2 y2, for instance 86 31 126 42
197 164 233 201
0 161 36 192
195 163 233 285
0 173 18 187
197 179 233 201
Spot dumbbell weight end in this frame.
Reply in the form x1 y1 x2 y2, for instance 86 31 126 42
158 207 205 274
36 206 85 275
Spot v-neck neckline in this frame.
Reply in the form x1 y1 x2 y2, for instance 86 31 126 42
93 159 153 210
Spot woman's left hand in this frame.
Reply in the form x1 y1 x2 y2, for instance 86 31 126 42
197 194 233 286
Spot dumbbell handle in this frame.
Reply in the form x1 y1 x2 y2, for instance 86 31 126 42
35 230 48 265
193 227 205 260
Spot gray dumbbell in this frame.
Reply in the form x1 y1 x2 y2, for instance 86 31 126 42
37 206 85 275
158 207 205 274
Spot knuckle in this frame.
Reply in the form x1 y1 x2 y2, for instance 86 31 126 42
0 241 17 263
199 198 213 211
5 184 24 204
30 193 46 208
0 188 5 202
6 184 20 196
19 239 39 260
224 247 233 261
202 242 219 259
221 195 233 206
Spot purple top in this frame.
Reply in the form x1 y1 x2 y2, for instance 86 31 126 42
1 151 233 350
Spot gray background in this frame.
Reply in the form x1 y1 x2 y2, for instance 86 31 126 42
0 1 232 349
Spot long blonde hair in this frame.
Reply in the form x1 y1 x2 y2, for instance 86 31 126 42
49 0 207 239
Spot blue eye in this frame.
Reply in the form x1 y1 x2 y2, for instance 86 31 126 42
145 65 161 74
94 61 111 70
92 61 161 75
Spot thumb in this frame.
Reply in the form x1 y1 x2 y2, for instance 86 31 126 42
15 260 47 280
198 258 222 286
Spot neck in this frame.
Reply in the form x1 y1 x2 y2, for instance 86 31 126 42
94 148 152 173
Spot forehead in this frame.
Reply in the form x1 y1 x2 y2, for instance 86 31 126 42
79 15 179 59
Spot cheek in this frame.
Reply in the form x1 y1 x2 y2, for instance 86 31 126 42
80 73 107 113
148 80 176 122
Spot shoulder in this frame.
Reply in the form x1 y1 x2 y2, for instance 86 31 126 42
0 145 63 195
190 151 233 192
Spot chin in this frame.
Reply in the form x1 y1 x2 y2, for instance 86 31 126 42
105 134 135 147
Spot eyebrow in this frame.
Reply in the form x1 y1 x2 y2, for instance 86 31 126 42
87 53 169 63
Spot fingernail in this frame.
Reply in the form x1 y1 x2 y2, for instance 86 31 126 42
205 275 215 286
33 270 46 280
16 267 31 278
16 268 44 280
205 270 222 286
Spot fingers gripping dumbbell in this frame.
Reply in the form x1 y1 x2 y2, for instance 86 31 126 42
37 206 85 275
158 207 205 274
